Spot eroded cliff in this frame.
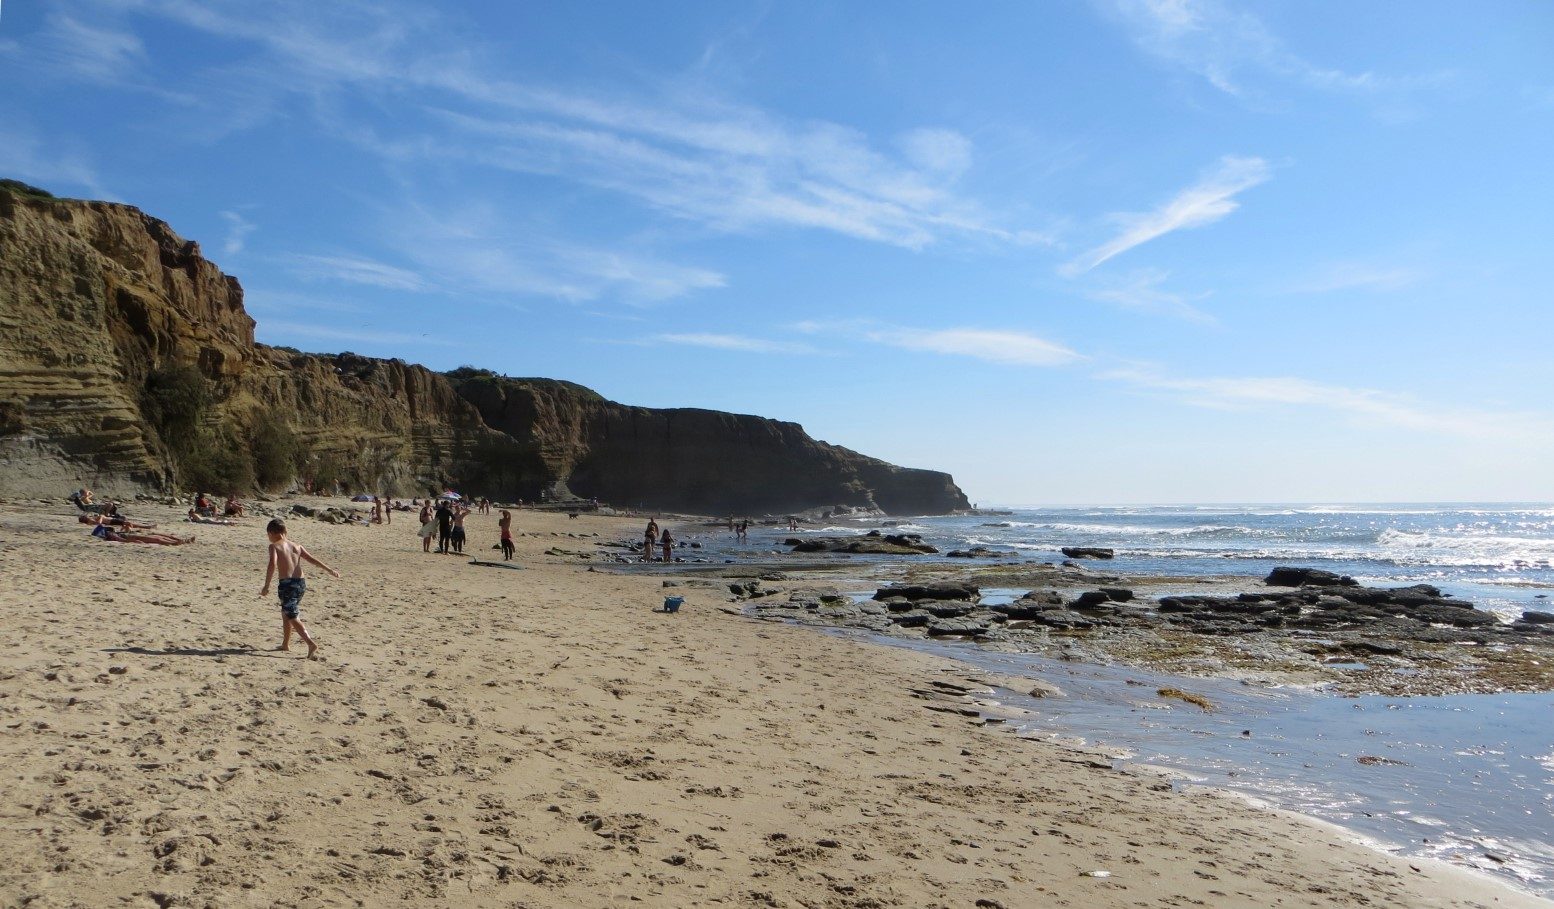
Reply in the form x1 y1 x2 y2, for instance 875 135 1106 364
0 181 969 514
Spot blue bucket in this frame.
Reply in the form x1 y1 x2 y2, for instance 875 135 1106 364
663 596 684 613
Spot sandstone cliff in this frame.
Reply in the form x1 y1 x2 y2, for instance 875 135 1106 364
0 181 970 515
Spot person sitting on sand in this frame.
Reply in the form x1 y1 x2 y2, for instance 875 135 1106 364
90 515 193 545
499 509 515 561
187 509 238 526
224 496 245 518
77 513 156 531
259 518 339 659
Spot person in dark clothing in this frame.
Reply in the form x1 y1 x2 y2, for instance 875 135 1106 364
435 500 454 554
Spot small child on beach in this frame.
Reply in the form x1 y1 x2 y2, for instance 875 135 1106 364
259 518 340 659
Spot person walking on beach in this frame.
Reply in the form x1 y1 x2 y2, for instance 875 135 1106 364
644 519 659 562
259 518 339 659
418 501 435 553
660 527 673 563
499 509 515 561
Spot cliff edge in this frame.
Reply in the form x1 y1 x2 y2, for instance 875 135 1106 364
0 180 970 515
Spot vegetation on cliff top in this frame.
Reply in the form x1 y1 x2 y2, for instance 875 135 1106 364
0 179 57 200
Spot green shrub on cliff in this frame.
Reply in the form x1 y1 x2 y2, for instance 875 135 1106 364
0 179 56 200
249 410 303 490
142 366 210 454
181 432 256 493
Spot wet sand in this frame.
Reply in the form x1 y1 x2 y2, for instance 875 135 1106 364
0 499 1547 908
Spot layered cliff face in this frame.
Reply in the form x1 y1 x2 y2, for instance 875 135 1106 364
452 374 969 515
0 181 969 515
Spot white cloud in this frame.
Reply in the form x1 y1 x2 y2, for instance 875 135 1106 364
219 210 254 257
0 124 106 197
258 320 454 348
898 128 973 177
1063 155 1268 274
377 201 727 305
35 14 147 83
649 333 818 355
1087 269 1216 323
287 254 429 292
1104 366 1554 442
867 326 1081 367
1099 0 1454 104
1292 262 1421 294
89 0 1037 252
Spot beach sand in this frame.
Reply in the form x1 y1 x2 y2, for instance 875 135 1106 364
0 499 1546 908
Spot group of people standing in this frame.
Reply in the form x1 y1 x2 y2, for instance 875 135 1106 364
417 498 470 554
643 519 673 562
411 497 515 560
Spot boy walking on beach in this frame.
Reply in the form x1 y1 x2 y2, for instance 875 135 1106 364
259 519 340 659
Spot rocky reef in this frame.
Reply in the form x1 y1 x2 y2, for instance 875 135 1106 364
0 181 969 514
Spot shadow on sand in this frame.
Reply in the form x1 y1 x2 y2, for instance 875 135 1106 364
103 645 290 659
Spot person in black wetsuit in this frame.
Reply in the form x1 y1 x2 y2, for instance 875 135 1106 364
435 500 454 554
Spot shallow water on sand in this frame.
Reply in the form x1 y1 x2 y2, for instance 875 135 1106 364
833 627 1554 897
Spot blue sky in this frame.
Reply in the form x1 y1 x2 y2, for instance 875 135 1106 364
3 1 1552 504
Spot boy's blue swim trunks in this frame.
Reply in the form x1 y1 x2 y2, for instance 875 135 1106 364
277 577 305 620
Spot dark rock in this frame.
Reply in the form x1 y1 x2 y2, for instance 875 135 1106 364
888 610 932 628
1100 587 1134 602
1265 567 1358 587
873 582 980 603
921 600 976 619
1061 547 1114 559
947 546 1017 559
1071 590 1116 609
925 617 991 637
1402 603 1497 628
1521 610 1554 625
990 590 1064 620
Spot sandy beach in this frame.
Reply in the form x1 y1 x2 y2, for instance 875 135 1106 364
1 498 1547 909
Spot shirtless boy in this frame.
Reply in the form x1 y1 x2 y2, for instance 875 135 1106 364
259 518 340 659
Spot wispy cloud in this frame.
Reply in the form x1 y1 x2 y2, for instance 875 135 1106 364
287 254 430 292
1063 155 1268 275
1086 269 1216 323
1098 0 1454 105
0 123 106 197
793 319 1082 367
1104 366 1554 442
258 320 455 349
30 14 147 83
374 201 727 305
85 0 1043 253
219 210 254 257
866 326 1082 367
1291 261 1421 294
648 333 820 355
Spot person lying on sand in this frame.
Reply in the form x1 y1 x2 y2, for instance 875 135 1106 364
89 515 193 545
187 509 238 526
77 513 157 531
259 518 339 659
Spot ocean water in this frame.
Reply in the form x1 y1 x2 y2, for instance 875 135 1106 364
779 503 1554 620
750 504 1554 894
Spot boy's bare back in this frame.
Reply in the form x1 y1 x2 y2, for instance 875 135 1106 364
269 539 310 579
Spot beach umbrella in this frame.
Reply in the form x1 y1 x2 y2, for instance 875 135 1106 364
437 491 462 501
